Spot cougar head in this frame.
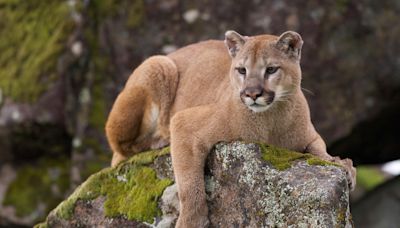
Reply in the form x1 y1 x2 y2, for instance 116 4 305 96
225 30 303 112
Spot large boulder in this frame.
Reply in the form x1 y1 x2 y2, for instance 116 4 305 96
352 175 400 228
36 142 352 227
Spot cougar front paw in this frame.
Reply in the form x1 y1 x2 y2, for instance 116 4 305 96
343 158 357 191
333 157 356 191
176 215 209 228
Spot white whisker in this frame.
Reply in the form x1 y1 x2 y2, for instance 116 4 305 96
301 87 314 95
288 82 315 96
277 90 295 99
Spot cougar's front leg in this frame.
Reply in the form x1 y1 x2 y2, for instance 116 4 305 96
170 110 219 228
306 134 357 190
171 140 210 228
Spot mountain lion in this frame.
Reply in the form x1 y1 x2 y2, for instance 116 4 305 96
105 30 356 227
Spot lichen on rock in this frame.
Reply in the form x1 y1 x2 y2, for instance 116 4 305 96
207 142 352 227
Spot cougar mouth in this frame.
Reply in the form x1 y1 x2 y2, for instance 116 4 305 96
244 96 275 113
247 103 270 112
241 91 275 113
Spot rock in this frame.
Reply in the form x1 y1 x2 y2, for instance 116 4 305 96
352 175 400 228
183 9 200 24
0 215 30 228
36 142 352 227
1 158 71 226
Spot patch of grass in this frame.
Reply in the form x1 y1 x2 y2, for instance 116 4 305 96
33 222 48 228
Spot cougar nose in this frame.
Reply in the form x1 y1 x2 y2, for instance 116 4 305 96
245 87 263 100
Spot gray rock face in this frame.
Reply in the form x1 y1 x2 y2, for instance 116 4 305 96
39 142 352 227
207 143 352 227
47 197 147 228
352 176 400 228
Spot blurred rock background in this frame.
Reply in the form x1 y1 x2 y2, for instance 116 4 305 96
0 0 399 227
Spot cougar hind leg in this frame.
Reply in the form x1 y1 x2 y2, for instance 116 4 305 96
106 56 178 167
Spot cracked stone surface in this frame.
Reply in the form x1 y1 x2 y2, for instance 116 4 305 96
40 142 352 227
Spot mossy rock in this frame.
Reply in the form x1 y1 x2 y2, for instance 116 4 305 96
36 142 351 227
207 142 352 227
2 157 71 222
259 143 340 170
0 0 74 102
36 148 172 227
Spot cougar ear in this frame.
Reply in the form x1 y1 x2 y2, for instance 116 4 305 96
276 31 303 60
225 30 246 57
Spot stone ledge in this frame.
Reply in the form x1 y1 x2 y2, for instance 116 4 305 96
36 142 352 228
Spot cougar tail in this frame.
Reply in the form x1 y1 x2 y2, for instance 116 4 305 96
106 55 179 167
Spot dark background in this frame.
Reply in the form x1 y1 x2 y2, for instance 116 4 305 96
0 0 399 226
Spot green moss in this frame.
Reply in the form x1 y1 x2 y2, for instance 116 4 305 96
84 1 111 131
0 0 73 102
307 157 341 167
128 147 170 165
88 0 119 19
85 29 109 131
89 80 107 130
335 207 348 228
337 208 345 222
84 0 146 131
52 148 172 223
259 143 339 170
54 167 112 219
86 0 145 29
33 222 48 228
3 157 70 219
103 166 171 221
356 166 385 190
259 143 310 170
126 0 145 28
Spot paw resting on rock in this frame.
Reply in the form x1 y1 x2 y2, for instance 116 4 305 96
332 157 357 191
176 215 209 228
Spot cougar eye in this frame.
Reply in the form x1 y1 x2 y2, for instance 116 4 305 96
266 66 279 75
236 67 247 75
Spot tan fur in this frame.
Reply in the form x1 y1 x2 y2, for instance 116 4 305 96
105 31 356 227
